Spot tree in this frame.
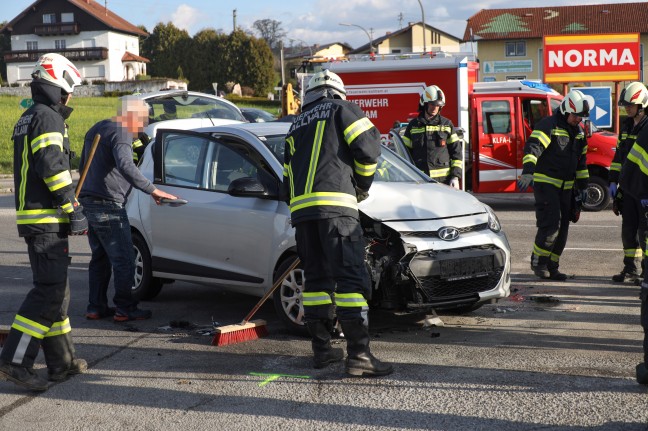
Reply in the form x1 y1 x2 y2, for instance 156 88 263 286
223 30 275 96
141 22 191 79
184 28 227 92
0 21 10 83
252 19 286 50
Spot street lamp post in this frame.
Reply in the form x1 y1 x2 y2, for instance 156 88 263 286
339 22 374 54
417 0 426 54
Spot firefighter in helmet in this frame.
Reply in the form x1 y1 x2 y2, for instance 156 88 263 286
518 89 590 281
0 53 88 391
610 82 648 284
282 69 392 377
403 84 463 188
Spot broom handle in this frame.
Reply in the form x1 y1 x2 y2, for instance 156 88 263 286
75 133 101 198
242 257 300 323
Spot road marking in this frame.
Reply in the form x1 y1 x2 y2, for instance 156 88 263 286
249 372 311 387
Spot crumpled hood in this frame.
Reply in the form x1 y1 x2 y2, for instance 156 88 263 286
360 182 486 221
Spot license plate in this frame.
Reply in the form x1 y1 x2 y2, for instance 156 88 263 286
440 255 493 281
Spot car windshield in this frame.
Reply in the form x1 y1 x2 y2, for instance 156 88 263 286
243 109 277 123
262 136 430 183
146 94 246 123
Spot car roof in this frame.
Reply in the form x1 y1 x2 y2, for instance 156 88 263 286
194 121 291 137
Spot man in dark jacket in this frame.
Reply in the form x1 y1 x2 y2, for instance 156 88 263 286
518 89 590 281
78 97 177 322
402 84 463 188
0 53 88 391
609 82 648 283
283 70 392 377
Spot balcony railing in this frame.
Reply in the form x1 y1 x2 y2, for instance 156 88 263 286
34 22 80 36
4 48 108 63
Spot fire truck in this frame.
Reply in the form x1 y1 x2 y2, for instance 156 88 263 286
308 54 617 211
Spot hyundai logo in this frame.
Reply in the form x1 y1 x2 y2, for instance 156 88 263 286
438 226 460 241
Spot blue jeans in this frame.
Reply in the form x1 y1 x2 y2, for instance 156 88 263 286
80 198 137 312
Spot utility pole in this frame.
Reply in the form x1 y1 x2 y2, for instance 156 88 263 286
233 9 237 32
417 0 426 53
397 12 404 29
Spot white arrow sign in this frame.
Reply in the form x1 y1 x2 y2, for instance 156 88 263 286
594 106 607 121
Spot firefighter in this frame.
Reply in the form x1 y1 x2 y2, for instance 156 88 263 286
282 69 392 377
609 82 648 283
402 84 463 188
0 53 88 391
517 89 590 281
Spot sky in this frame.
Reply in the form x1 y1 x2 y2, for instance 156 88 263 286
1 0 638 49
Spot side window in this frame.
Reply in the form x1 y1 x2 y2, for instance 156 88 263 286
481 100 511 134
208 144 258 192
162 134 209 188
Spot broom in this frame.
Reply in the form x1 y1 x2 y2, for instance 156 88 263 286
212 257 301 346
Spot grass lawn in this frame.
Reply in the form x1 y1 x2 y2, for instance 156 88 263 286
0 95 281 174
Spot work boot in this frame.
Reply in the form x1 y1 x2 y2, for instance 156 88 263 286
549 269 568 281
340 319 393 377
48 358 88 382
531 264 550 279
637 363 648 385
0 360 48 391
612 269 639 283
306 320 343 369
43 332 86 382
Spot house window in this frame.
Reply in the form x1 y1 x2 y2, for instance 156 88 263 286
55 40 66 50
61 13 74 23
43 13 56 24
505 41 526 57
26 41 38 51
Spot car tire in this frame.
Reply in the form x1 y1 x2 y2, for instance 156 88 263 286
583 175 610 212
132 233 164 300
272 257 309 336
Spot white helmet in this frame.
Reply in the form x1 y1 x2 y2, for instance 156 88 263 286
419 84 445 108
32 53 82 94
560 89 589 117
618 81 648 108
306 70 346 95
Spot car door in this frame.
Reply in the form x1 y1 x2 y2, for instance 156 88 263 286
148 129 288 294
474 97 517 192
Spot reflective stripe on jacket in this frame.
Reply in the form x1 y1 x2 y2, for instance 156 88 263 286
521 111 589 190
282 97 381 224
13 103 74 236
609 116 648 184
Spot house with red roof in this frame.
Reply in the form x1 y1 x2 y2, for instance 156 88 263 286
463 2 648 84
1 0 149 85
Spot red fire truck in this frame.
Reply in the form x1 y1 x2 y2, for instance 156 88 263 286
319 54 617 211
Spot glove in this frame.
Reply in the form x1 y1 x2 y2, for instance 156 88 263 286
448 176 460 189
641 199 648 219
580 189 588 204
612 198 620 216
355 187 369 203
570 189 583 223
517 174 533 192
609 182 617 199
68 205 88 236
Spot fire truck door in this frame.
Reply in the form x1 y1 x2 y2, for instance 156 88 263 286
474 97 518 193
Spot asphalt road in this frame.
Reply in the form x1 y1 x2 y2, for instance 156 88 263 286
0 192 647 431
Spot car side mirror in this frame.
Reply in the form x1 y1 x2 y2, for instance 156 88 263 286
227 176 270 198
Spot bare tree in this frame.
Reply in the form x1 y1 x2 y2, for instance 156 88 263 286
252 19 286 49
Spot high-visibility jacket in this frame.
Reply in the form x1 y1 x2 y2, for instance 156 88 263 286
609 116 648 184
402 113 462 181
12 102 75 236
619 124 648 201
283 97 381 224
521 110 589 191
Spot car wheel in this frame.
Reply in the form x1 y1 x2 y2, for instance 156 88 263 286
583 175 610 212
132 233 164 300
272 257 308 335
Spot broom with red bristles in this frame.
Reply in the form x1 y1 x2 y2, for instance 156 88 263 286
212 257 301 346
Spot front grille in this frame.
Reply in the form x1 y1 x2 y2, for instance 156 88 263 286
400 222 489 238
407 245 506 303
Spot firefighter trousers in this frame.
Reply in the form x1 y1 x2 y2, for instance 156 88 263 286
295 217 369 322
620 194 646 274
641 285 648 363
0 232 76 369
531 182 572 270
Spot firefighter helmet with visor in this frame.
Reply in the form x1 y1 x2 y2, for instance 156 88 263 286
559 89 589 117
31 53 82 94
618 81 648 108
419 85 446 108
306 70 346 96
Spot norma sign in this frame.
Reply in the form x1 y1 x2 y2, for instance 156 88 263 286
543 33 640 83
